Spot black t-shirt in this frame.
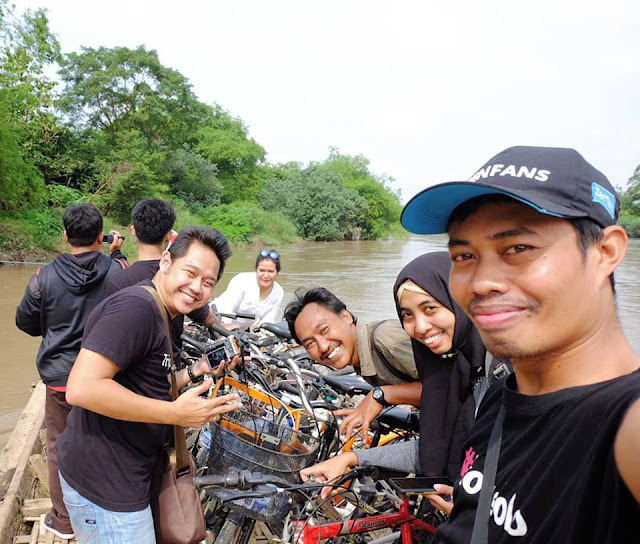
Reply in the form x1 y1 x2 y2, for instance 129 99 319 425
57 286 173 512
104 259 159 297
435 370 640 543
104 259 209 359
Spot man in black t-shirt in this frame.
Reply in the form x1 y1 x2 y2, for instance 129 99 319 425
57 226 243 543
105 198 176 296
401 146 640 542
105 199 218 362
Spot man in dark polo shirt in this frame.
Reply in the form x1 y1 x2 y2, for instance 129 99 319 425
57 226 242 543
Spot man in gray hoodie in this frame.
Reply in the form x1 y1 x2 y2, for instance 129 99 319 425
16 203 125 540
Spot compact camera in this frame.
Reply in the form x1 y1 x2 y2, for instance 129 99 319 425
205 336 240 369
102 233 125 244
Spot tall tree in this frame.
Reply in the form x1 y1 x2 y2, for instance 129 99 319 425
260 164 368 241
196 106 266 203
0 0 60 209
621 164 640 215
317 148 402 239
57 45 208 147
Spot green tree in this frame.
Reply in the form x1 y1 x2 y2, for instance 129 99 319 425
196 106 266 203
260 165 368 241
621 164 640 216
164 148 222 211
0 103 44 209
57 45 207 147
0 0 60 209
318 148 402 239
92 130 167 223
0 0 60 123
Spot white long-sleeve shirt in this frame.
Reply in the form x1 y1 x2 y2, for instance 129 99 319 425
213 272 284 325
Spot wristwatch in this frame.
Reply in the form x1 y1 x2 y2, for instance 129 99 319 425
187 365 203 384
372 386 390 407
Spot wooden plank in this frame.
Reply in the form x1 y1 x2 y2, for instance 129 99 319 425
21 499 52 518
28 454 49 497
12 536 31 543
44 524 54 543
0 382 46 544
29 520 39 544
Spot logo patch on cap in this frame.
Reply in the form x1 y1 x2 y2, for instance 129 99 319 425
591 182 616 219
468 164 550 183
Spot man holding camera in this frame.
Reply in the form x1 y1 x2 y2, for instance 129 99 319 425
15 203 127 540
56 226 241 543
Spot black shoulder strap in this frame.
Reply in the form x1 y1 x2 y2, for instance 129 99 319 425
142 285 190 474
470 405 505 544
368 321 414 384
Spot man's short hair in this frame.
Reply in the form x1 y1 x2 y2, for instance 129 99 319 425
131 199 176 245
63 203 103 247
283 287 355 342
168 226 231 280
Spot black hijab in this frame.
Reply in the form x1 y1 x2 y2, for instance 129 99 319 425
393 251 486 480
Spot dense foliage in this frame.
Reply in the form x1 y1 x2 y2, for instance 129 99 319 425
0 1 405 253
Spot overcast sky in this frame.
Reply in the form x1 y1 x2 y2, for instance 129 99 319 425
16 0 640 202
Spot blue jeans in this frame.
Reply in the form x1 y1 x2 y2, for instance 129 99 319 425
59 472 156 544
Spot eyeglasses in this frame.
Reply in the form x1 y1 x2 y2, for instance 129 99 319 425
259 249 280 260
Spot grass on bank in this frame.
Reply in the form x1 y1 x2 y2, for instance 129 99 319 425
0 200 301 262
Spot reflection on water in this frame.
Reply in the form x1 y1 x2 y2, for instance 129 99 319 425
2 236 639 448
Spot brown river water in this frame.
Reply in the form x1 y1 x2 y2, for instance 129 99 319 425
2 236 640 450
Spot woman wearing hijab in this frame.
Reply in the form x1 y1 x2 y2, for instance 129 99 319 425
300 252 496 505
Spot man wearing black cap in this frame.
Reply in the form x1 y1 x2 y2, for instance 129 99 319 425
401 146 640 542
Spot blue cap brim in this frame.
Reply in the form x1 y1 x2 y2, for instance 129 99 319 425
401 182 572 235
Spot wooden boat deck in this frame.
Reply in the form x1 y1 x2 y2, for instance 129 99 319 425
0 383 272 543
0 382 76 542
13 504 76 543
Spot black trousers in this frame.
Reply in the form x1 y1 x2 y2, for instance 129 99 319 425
45 387 74 534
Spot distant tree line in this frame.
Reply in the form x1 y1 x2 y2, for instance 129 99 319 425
620 165 640 237
0 1 404 255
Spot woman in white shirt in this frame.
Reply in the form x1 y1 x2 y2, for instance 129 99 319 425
213 249 284 325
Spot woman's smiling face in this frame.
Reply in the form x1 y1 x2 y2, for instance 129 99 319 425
256 258 278 290
398 289 456 354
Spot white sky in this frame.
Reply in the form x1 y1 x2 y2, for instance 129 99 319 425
16 0 640 202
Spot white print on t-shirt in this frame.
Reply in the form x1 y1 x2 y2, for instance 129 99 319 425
162 353 171 369
461 470 528 537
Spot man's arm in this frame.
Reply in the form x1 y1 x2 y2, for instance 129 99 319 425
66 348 241 428
614 397 640 502
187 304 221 328
15 273 43 336
336 381 422 439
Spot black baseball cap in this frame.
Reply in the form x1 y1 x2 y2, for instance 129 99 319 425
401 146 620 234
